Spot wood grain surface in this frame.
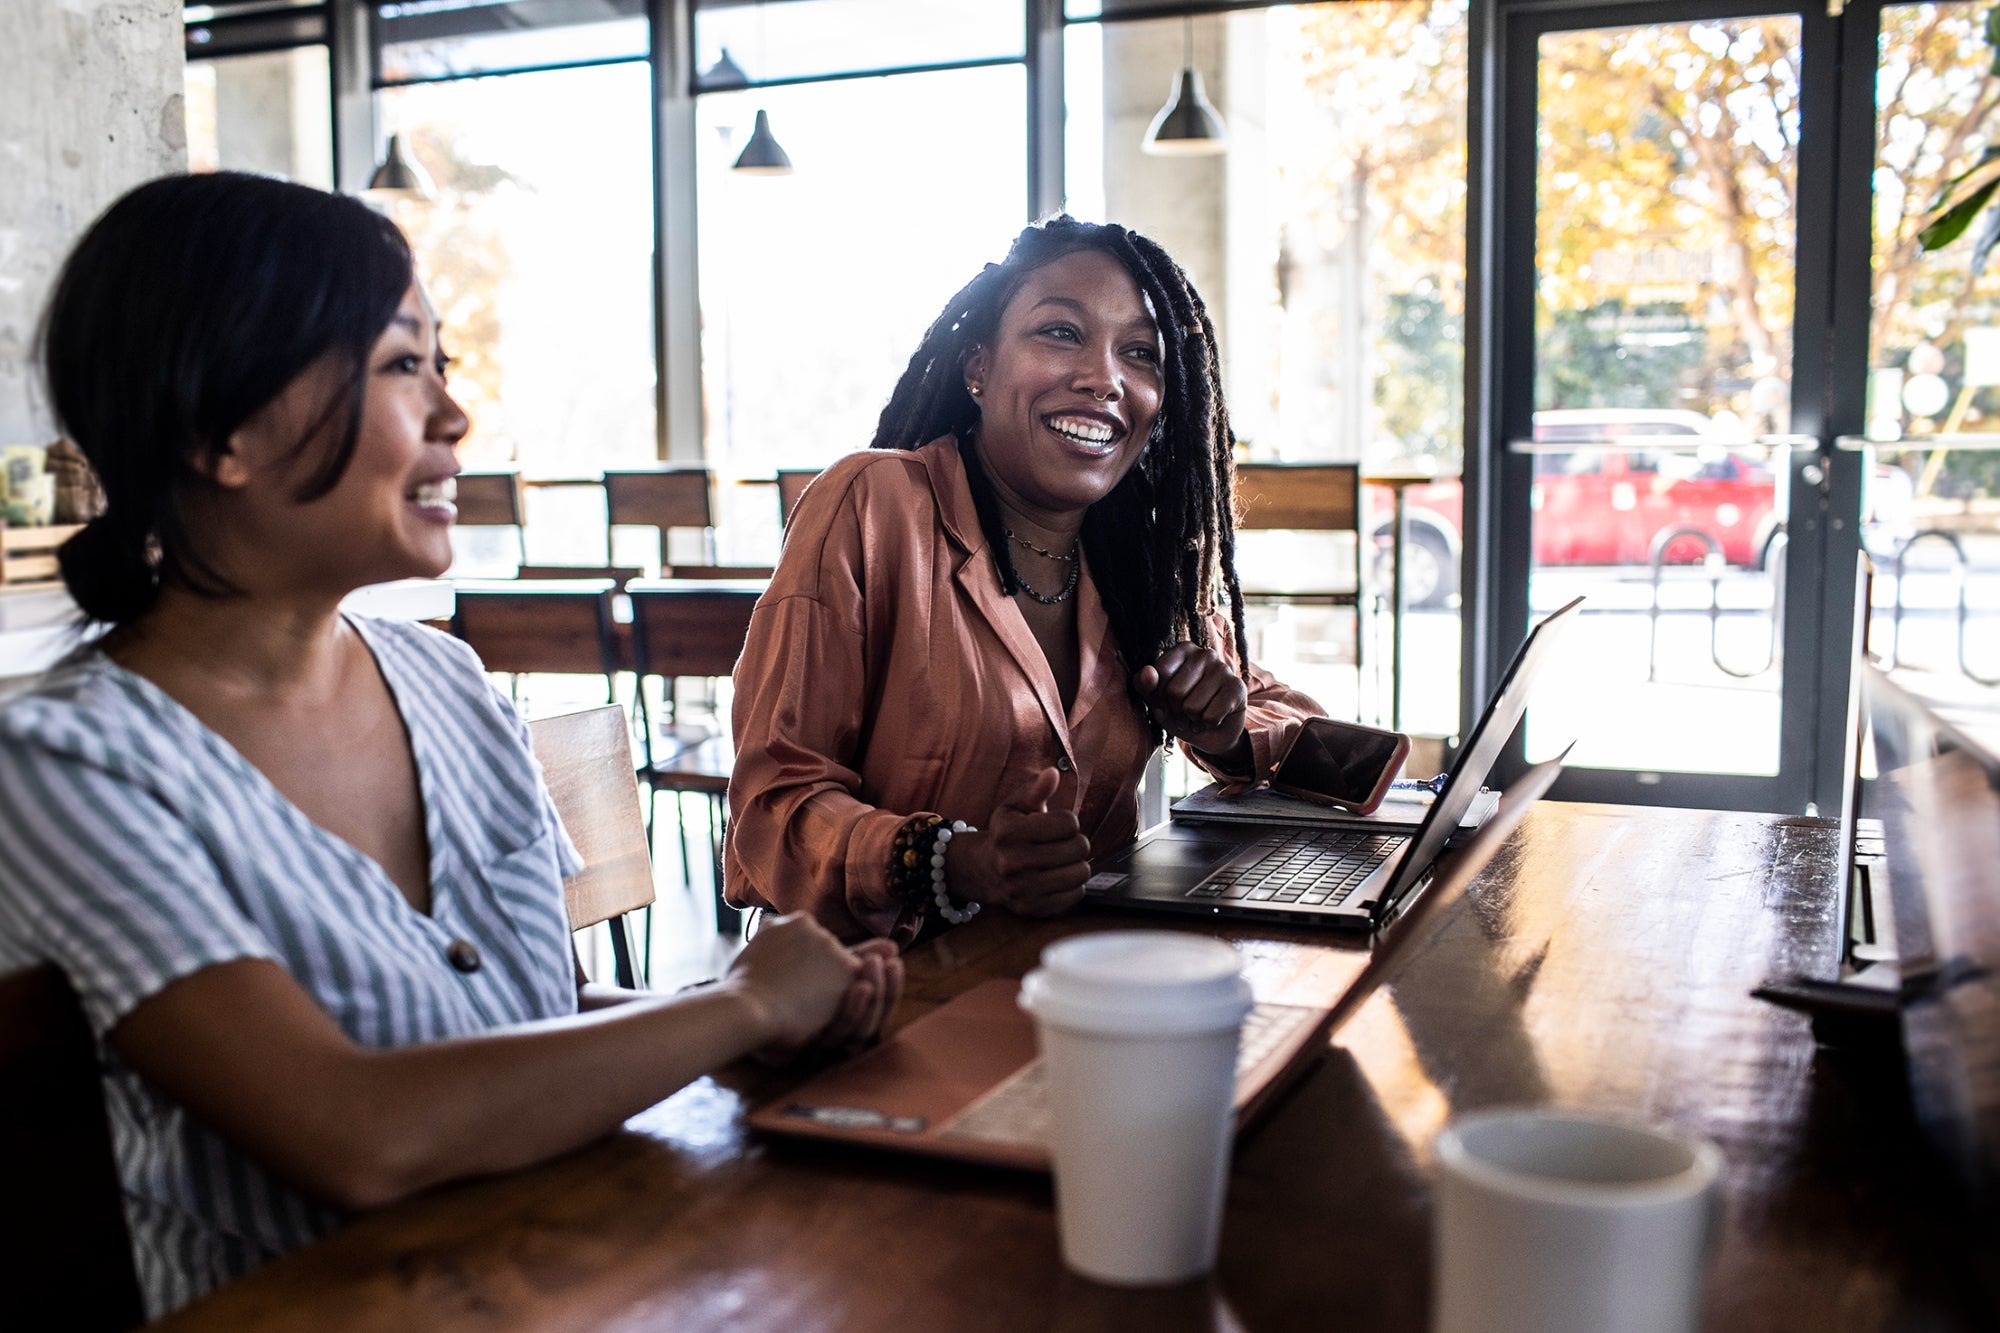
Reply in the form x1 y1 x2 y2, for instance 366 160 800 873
151 803 1990 1331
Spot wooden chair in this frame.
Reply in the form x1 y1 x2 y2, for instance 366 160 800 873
516 564 645 588
453 469 529 566
1232 461 1365 685
626 579 764 936
0 965 144 1331
776 468 822 530
663 564 776 580
529 705 656 989
449 579 622 706
604 466 716 570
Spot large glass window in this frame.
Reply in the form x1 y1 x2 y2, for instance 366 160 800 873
694 0 1022 85
695 68 1027 475
377 64 658 489
184 45 334 188
1865 3 2000 744
376 0 649 82
1066 2 1468 737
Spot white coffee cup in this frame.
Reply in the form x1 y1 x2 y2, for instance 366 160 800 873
1018 931 1253 1286
1431 1107 1723 1333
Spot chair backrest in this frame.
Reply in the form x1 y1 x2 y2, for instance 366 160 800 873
450 580 622 677
0 965 144 1331
776 468 822 529
663 563 776 580
528 705 657 932
516 565 646 588
1232 462 1362 531
626 580 763 682
454 470 527 527
603 467 714 533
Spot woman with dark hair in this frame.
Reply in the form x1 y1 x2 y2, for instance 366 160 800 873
0 172 901 1317
727 216 1325 943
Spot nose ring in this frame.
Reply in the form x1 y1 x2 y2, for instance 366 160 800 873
1089 390 1111 403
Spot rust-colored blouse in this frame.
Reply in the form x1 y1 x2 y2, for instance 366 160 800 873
725 439 1324 942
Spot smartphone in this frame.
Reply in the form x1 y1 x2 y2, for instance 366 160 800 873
1268 716 1412 815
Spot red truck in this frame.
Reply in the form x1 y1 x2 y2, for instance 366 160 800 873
1372 410 1785 607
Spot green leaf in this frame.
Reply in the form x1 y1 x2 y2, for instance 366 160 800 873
1922 176 2000 251
1971 192 2000 276
1927 144 2000 211
1988 5 2000 75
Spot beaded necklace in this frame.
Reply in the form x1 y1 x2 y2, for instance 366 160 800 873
1004 528 1082 605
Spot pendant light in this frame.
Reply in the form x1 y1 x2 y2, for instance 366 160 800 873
1142 16 1227 157
731 3 793 175
733 109 793 175
700 47 751 92
366 133 435 199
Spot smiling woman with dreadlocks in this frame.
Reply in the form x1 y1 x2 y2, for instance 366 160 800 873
726 216 1325 943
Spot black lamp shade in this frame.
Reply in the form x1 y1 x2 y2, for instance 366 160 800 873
1143 68 1228 157
367 134 436 198
733 109 794 174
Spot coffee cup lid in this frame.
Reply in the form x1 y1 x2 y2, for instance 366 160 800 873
1018 931 1252 1036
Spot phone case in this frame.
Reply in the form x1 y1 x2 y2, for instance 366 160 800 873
1269 725 1412 815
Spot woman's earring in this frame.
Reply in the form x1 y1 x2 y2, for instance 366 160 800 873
967 383 983 398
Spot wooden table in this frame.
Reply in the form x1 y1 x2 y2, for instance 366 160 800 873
153 803 1989 1330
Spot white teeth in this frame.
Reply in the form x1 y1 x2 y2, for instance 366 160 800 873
1049 417 1116 447
412 477 457 508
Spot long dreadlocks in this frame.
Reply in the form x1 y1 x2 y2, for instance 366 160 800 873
869 215 1250 746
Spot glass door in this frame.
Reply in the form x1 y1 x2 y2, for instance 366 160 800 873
1484 0 1846 811
1856 2 2000 754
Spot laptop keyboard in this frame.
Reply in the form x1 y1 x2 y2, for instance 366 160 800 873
937 1002 1319 1151
1183 828 1408 907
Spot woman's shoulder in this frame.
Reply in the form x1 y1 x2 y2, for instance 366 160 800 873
0 651 175 772
805 445 949 515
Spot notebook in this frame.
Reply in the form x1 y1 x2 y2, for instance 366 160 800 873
1168 781 1499 842
746 757 1563 1171
1081 597 1581 932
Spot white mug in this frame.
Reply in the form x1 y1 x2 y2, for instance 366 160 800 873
1431 1107 1722 1333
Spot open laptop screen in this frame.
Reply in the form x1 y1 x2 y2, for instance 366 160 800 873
1373 596 1582 919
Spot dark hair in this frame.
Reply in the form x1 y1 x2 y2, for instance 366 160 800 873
870 215 1249 744
38 171 415 625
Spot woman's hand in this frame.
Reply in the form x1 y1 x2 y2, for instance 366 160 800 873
722 913 861 1053
807 939 904 1055
1134 643 1251 763
950 768 1093 917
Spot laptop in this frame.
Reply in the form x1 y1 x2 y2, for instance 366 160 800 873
748 756 1565 1171
1082 596 1583 931
1753 556 1917 1027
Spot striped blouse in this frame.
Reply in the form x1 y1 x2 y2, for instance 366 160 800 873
0 616 581 1318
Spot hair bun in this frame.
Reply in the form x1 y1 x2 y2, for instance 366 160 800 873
58 512 158 625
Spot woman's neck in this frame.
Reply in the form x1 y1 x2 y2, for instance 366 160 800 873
107 583 354 703
984 487 1084 555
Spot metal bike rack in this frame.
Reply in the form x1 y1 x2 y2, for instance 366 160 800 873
1888 529 2000 687
1646 525 1782 682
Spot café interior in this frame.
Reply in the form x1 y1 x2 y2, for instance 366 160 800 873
2 0 1998 1327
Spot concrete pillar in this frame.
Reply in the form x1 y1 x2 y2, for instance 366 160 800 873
0 0 187 443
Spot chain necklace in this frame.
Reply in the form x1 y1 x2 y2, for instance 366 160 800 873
1005 528 1075 563
1005 530 1082 605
